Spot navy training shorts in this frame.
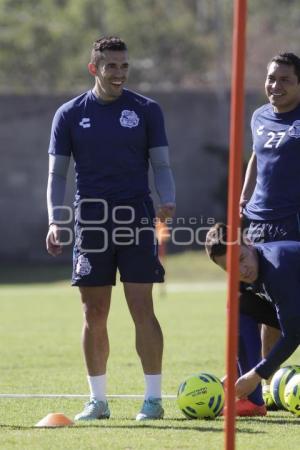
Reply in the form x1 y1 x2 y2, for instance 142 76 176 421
71 197 165 286
245 212 300 243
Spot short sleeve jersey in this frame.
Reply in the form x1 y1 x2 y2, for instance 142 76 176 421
245 103 300 220
48 89 168 201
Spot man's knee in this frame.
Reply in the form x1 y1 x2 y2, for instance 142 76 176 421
82 300 110 329
132 301 156 325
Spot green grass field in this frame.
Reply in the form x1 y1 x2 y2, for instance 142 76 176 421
1 251 300 449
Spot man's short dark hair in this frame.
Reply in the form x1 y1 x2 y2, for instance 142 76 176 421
268 52 300 83
205 223 227 261
90 36 127 67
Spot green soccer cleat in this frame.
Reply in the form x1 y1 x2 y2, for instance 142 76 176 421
136 397 164 421
74 399 110 421
263 385 278 411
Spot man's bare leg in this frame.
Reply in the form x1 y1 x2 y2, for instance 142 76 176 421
124 283 163 374
79 286 112 375
124 282 164 420
261 324 281 383
74 286 112 421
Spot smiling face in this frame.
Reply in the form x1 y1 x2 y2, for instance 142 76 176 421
265 62 300 113
88 50 129 101
214 244 259 284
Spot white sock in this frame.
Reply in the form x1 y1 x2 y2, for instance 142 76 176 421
87 375 107 402
144 374 162 400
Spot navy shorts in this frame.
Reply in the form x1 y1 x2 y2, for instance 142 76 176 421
71 197 165 286
245 212 300 243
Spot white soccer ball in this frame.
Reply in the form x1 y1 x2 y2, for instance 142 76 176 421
284 374 300 416
270 365 300 409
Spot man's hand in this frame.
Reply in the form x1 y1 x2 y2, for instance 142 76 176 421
235 369 262 398
156 203 176 222
239 198 248 218
46 224 62 256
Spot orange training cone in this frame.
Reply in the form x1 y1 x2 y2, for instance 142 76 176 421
35 412 74 427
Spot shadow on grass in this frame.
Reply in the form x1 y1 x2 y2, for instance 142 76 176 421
243 417 299 425
0 421 264 434
0 264 71 284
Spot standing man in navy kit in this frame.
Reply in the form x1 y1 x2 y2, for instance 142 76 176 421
46 36 176 421
240 53 300 406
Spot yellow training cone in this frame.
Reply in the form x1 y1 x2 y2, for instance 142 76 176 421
35 412 74 427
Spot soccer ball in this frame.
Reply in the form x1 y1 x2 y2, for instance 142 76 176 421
177 373 224 419
262 384 277 410
284 374 300 416
270 365 300 409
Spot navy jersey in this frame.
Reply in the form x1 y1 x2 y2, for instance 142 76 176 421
48 89 168 201
245 103 300 221
252 241 300 378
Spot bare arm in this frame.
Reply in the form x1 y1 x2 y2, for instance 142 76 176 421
240 152 257 214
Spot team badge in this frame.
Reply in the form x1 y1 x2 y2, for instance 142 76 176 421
119 110 140 128
288 120 300 138
76 255 92 276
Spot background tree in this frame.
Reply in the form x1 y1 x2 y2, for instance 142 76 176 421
1 0 300 93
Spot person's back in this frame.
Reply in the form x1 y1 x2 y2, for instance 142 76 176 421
254 241 300 321
205 224 300 401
